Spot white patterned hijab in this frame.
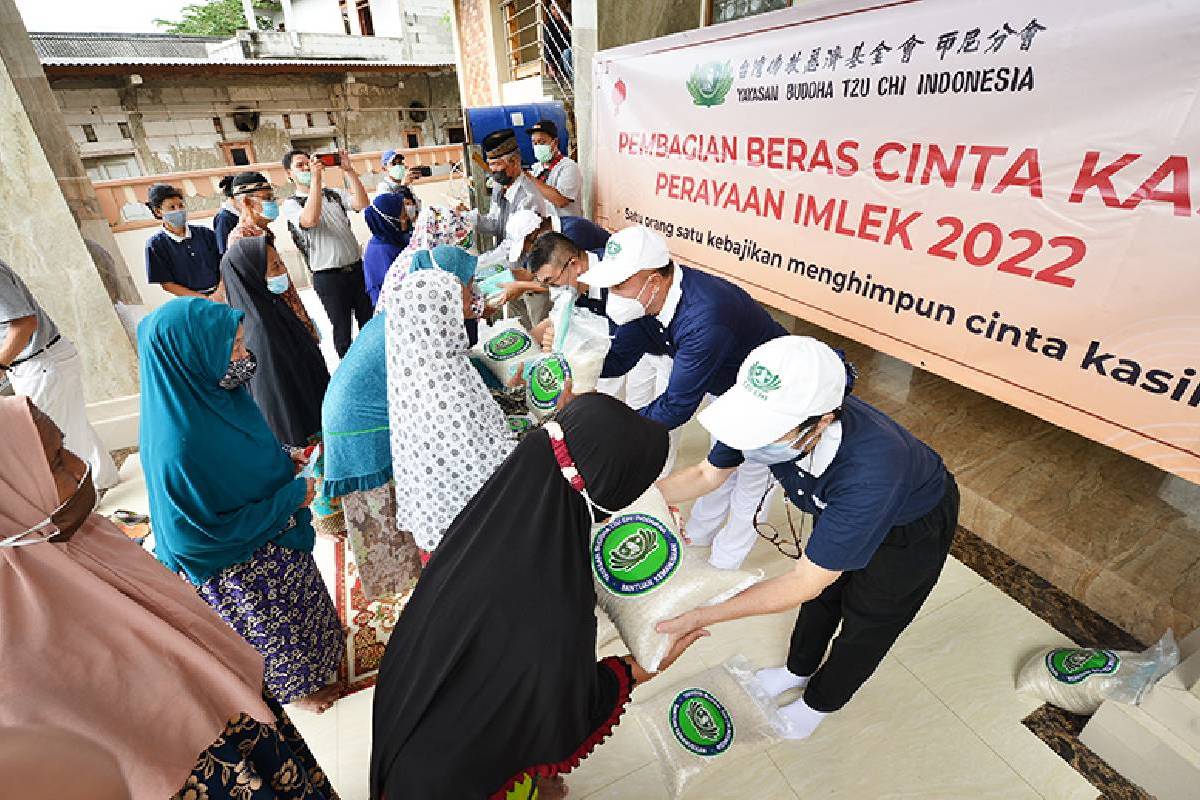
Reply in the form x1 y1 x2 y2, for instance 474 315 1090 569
384 269 514 551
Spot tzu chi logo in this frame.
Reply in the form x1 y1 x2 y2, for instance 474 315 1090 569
1045 648 1121 685
670 689 734 756
484 329 532 361
605 239 622 257
686 61 734 107
745 362 782 398
591 513 680 597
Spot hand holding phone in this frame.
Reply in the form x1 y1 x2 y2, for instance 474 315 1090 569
316 152 340 167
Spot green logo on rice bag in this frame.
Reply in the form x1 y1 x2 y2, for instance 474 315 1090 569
1045 648 1120 684
527 354 572 411
484 329 532 361
670 689 734 756
591 513 679 596
506 415 535 434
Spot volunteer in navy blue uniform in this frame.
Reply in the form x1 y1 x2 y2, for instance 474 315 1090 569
573 225 788 563
143 183 222 297
657 336 959 739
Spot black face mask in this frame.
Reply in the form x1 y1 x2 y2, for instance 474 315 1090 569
219 350 258 390
491 169 516 187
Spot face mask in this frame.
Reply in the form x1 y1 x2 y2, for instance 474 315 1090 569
743 425 816 465
219 351 258 390
605 276 659 326
389 165 407 181
163 209 187 229
533 143 554 163
1 464 95 547
491 169 516 187
295 171 313 187
266 273 291 294
259 200 280 221
404 202 419 220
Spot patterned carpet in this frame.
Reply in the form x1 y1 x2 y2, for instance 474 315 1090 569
332 540 410 696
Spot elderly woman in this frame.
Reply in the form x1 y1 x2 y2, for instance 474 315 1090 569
139 298 345 714
370 394 706 799
0 395 336 797
383 268 513 555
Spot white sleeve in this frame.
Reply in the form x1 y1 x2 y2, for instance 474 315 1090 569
282 197 304 226
552 160 582 202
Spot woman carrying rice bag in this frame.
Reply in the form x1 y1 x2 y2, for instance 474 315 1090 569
657 336 959 741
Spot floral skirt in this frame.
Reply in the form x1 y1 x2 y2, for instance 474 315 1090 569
342 481 422 601
199 541 346 704
174 692 339 800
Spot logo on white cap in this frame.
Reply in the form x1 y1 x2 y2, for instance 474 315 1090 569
744 363 782 399
605 240 622 256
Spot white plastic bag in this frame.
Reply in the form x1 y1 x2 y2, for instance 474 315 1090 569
595 605 621 651
634 657 786 799
548 287 611 394
591 486 761 672
472 318 535 385
1016 630 1179 714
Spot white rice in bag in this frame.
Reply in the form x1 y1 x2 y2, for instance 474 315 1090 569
472 318 535 385
1015 630 1178 714
633 656 785 799
595 605 621 651
590 486 761 672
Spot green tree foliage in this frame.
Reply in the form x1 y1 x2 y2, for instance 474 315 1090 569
155 0 282 37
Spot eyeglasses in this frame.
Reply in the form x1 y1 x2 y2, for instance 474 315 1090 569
752 481 806 560
535 257 574 287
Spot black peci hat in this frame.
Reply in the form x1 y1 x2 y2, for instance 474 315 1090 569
482 128 519 159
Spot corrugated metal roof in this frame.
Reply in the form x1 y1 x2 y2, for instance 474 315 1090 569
30 33 219 60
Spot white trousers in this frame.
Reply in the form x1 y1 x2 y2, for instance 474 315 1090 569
685 430 777 570
596 354 679 477
9 338 120 490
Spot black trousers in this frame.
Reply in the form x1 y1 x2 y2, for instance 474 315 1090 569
312 261 373 357
788 474 960 713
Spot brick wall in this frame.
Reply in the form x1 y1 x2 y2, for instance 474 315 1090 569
454 0 499 106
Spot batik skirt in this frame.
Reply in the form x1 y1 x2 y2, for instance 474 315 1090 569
174 692 339 800
199 541 345 704
341 480 422 601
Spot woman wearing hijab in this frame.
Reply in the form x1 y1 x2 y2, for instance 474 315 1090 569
0 395 337 798
375 205 474 308
384 268 512 555
370 394 707 799
222 235 330 449
139 298 345 714
222 171 319 340
363 192 412 307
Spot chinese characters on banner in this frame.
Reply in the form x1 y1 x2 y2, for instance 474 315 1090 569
592 0 1200 481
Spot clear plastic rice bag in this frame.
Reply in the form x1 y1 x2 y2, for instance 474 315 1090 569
1015 630 1179 714
595 605 621 650
591 486 761 672
471 318 535 385
524 352 573 421
547 288 611 394
633 656 786 799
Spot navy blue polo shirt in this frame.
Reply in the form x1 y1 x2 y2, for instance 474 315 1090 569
708 396 947 572
601 266 786 430
212 208 239 255
145 226 222 292
559 216 610 253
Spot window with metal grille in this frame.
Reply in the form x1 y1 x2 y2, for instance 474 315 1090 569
502 0 542 80
709 0 791 24
118 122 132 139
81 124 97 143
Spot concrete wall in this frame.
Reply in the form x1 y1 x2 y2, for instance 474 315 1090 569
0 56 137 403
451 0 502 106
291 0 347 33
49 71 462 182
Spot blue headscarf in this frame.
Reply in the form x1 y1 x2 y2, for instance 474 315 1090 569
138 297 313 584
364 192 411 305
321 313 391 498
408 245 477 287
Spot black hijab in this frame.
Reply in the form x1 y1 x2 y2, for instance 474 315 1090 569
370 393 669 799
220 236 329 447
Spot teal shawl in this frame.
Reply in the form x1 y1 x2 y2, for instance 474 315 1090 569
321 313 391 498
138 297 313 584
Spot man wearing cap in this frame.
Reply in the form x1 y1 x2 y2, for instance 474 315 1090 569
572 224 788 558
527 120 582 217
656 336 958 740
474 128 551 248
375 148 420 219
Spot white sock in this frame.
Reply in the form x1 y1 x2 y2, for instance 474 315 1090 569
755 666 809 698
778 696 829 740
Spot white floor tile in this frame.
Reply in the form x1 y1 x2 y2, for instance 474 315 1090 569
286 701 340 789
890 582 1096 799
913 555 987 621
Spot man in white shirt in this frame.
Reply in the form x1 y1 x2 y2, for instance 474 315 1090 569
527 120 583 217
474 128 552 249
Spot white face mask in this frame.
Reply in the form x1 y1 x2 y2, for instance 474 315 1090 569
605 276 659 326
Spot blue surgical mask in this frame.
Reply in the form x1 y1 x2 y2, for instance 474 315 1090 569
533 143 554 163
743 427 810 465
266 273 291 294
163 209 187 229
259 200 280 221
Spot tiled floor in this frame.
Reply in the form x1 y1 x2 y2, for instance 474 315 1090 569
288 426 1098 800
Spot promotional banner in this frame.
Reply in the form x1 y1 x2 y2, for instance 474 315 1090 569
592 0 1200 481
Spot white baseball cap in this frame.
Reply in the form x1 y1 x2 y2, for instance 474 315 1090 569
577 225 670 288
699 336 848 451
505 208 546 262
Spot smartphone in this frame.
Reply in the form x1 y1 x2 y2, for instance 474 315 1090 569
316 152 340 167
